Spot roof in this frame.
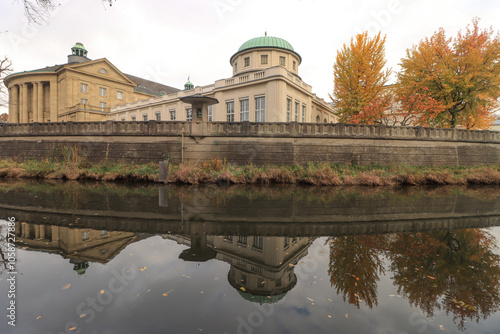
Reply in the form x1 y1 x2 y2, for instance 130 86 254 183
125 73 180 96
232 35 302 63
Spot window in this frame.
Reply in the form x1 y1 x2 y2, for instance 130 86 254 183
186 108 192 121
244 57 250 67
80 83 88 93
143 114 148 121
131 115 136 121
293 61 297 70
253 236 263 250
170 109 176 121
98 68 108 74
255 96 265 122
316 115 320 123
81 98 88 105
208 105 213 121
240 99 249 121
238 236 247 246
226 101 235 122
286 98 292 122
279 56 286 66
99 102 106 109
155 112 161 121
261 55 268 65
82 231 89 241
234 62 237 72
302 105 306 122
99 87 107 96
295 101 299 122
117 91 123 100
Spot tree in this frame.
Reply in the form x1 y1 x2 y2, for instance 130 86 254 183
397 18 500 129
332 32 392 124
0 113 8 123
21 0 114 24
0 57 12 108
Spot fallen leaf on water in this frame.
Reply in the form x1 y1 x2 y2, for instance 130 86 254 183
22 247 28 250
36 315 42 320
69 327 77 331
307 297 314 302
345 313 348 319
311 302 315 305
427 276 436 280
139 267 147 272
328 315 332 318
79 314 86 318
100 290 105 295
162 289 174 297
62 283 71 290
328 298 334 302
356 277 360 281
439 325 445 331
200 291 204 294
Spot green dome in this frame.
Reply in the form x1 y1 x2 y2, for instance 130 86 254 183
238 36 295 53
232 35 302 63
72 42 86 51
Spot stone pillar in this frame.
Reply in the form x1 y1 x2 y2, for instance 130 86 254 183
39 225 46 240
35 225 40 239
49 79 58 122
9 86 19 123
37 82 44 122
20 83 28 123
32 83 39 122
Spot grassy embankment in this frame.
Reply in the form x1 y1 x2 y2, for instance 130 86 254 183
0 153 499 186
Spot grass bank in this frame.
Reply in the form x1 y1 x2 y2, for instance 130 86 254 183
0 158 500 186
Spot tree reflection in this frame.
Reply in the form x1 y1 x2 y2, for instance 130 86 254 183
388 229 500 331
327 235 387 309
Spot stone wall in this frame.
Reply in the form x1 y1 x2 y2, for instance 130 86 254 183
0 121 499 166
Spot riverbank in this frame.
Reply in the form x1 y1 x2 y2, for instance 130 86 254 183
0 158 499 186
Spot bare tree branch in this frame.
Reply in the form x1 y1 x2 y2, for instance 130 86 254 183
0 57 13 108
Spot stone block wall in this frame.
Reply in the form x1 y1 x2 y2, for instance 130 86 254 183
0 121 498 166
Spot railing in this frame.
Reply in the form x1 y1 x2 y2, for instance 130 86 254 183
66 103 110 114
0 121 498 144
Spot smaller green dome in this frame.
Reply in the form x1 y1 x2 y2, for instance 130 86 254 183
72 42 86 51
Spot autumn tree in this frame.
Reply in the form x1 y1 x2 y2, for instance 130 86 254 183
332 32 392 124
0 114 8 123
397 18 500 129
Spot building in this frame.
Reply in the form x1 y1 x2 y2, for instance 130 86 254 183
4 43 179 123
110 35 337 123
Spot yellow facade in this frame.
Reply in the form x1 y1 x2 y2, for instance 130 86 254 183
4 43 178 123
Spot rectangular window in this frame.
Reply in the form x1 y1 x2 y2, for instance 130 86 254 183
286 98 292 122
99 102 106 109
261 55 268 65
295 101 299 122
234 62 238 72
131 115 136 121
252 236 263 250
293 61 296 70
279 56 286 66
186 108 192 121
117 91 123 100
99 87 107 97
208 105 213 122
226 101 235 122
302 104 306 122
155 112 161 121
81 98 88 105
238 236 247 246
255 96 265 122
80 83 88 93
240 99 249 121
170 109 176 121
143 114 148 121
244 57 250 67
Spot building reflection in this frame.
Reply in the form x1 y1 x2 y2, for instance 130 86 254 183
166 233 315 303
14 222 137 275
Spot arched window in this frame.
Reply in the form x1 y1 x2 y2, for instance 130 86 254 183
316 115 320 123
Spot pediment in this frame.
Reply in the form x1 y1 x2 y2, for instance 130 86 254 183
62 58 136 86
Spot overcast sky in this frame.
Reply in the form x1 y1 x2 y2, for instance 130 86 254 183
1 0 500 114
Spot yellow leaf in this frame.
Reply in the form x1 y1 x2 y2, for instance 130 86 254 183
62 283 71 290
36 315 42 320
69 327 77 331
240 287 246 292
100 290 105 294
345 313 349 319
139 266 147 272
79 314 86 318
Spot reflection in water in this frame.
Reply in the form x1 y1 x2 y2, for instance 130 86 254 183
2 180 500 332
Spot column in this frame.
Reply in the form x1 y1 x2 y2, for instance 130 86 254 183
49 79 58 122
37 82 44 122
20 83 28 123
9 86 19 123
32 82 39 122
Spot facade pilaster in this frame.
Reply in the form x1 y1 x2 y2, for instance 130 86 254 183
32 82 39 122
20 83 28 123
8 86 19 123
49 79 58 122
37 82 44 122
